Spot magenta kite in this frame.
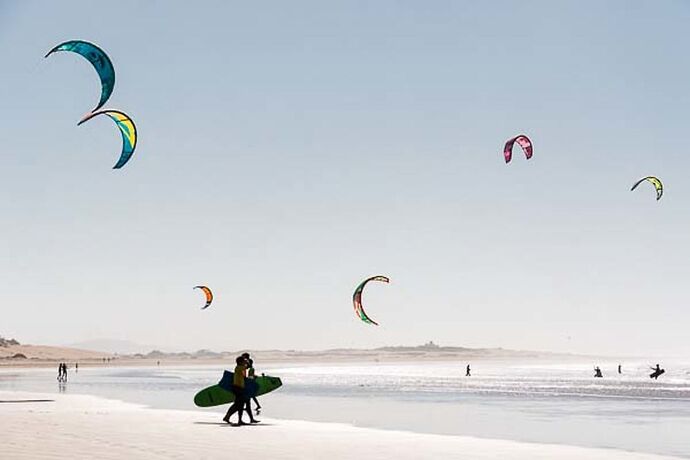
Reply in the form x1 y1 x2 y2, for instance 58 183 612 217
503 135 533 163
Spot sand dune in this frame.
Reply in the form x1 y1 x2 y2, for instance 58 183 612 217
0 391 683 460
0 340 604 368
0 344 109 362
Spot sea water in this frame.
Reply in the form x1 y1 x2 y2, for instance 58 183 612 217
2 360 690 458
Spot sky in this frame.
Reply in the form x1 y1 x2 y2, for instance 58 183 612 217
2 0 690 356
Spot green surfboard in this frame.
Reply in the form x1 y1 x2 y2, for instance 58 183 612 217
194 374 282 408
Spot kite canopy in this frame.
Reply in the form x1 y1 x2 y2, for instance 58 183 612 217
503 135 533 163
78 110 137 169
352 276 389 326
631 176 663 201
45 40 115 113
194 286 214 310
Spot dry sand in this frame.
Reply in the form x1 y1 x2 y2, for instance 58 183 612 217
0 390 683 460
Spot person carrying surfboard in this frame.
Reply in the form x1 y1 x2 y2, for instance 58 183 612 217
246 358 262 416
222 356 249 425
238 353 260 423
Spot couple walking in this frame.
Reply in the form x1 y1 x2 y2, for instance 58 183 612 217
223 352 261 425
57 362 68 383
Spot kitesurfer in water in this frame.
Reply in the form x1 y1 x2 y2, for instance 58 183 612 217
223 356 249 425
466 364 471 377
594 366 603 378
650 364 664 380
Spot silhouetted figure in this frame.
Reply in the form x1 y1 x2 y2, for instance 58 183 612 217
618 364 622 374
466 364 471 377
223 356 249 425
594 366 603 378
241 356 260 422
245 358 262 416
650 364 665 380
75 362 78 373
56 363 68 382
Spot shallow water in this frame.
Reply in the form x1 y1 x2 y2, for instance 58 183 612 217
2 360 690 458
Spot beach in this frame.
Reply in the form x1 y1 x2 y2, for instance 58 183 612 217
1 390 684 460
2 362 690 458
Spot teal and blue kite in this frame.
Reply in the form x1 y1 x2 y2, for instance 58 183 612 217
45 40 115 113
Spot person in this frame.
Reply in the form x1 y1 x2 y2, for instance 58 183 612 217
466 364 471 377
650 364 664 380
57 362 63 382
75 362 79 373
223 356 249 425
62 363 67 382
618 364 622 374
594 366 603 378
245 358 262 417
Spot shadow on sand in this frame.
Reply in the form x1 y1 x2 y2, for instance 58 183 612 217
0 399 55 403
194 421 274 427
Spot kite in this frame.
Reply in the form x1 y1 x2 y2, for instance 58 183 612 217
45 40 115 113
352 276 389 326
503 135 533 163
78 110 137 169
631 176 663 201
194 286 213 310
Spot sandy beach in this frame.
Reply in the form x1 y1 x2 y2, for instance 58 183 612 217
0 390 684 460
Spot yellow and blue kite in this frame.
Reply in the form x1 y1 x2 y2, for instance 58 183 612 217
78 110 137 169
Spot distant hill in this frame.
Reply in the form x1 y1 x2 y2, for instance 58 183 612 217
118 342 594 363
0 336 20 347
0 342 109 362
67 339 162 355
1 337 603 366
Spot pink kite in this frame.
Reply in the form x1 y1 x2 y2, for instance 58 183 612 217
503 135 533 163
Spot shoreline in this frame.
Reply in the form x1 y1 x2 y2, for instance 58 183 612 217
0 390 685 460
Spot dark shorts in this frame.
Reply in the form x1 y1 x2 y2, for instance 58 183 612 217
231 385 246 402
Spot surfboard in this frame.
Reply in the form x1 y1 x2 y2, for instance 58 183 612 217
194 373 282 407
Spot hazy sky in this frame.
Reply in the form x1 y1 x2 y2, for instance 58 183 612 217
2 1 690 356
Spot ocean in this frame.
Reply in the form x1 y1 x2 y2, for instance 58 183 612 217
2 360 689 458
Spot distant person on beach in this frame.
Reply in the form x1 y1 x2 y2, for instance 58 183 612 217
246 358 262 416
594 366 603 378
466 364 471 377
618 364 621 374
57 363 67 382
223 356 249 425
75 363 78 373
